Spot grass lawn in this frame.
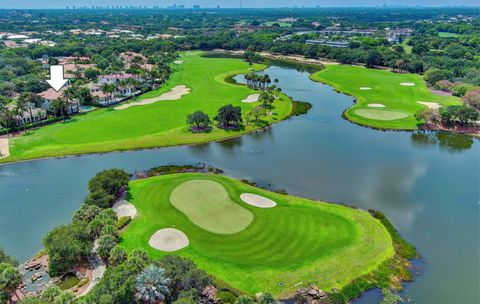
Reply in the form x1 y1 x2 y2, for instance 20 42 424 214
310 64 460 130
438 32 460 38
120 173 394 297
2 52 292 163
264 21 292 27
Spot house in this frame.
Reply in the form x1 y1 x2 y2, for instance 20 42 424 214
38 88 80 114
386 28 413 43
63 63 96 77
90 85 115 106
99 73 142 85
119 52 153 71
88 83 135 106
15 108 47 126
306 39 350 48
7 105 47 126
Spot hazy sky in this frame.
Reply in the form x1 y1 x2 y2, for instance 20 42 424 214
0 0 477 9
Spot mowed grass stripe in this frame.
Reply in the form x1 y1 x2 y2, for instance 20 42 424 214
120 173 394 297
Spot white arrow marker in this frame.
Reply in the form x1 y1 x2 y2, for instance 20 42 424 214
46 65 68 92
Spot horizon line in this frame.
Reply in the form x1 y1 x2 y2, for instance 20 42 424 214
1 5 479 9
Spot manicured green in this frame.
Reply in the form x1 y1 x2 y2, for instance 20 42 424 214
2 52 292 163
438 32 460 38
120 173 394 297
311 64 460 129
354 109 409 120
170 179 253 234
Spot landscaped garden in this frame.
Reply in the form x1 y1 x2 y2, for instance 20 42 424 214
311 64 461 130
120 173 395 297
1 52 292 163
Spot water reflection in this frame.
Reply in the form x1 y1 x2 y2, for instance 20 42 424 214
410 131 475 152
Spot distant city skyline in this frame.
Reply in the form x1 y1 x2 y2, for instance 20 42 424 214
1 0 478 9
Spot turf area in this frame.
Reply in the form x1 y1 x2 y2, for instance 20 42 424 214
2 52 292 163
120 173 394 297
170 179 253 234
438 32 460 38
311 64 460 129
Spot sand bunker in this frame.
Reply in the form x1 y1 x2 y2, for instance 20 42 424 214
242 93 260 103
149 228 189 252
0 138 9 159
174 60 184 64
112 198 137 218
400 82 415 86
115 85 190 110
240 193 277 208
359 87 372 90
417 101 442 109
367 103 386 108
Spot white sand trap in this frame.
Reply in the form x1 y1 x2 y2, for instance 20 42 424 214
242 93 260 103
240 193 277 208
174 60 183 64
359 87 372 90
400 82 415 86
417 101 442 109
112 198 137 218
115 85 191 110
0 138 9 159
367 103 386 108
149 228 189 252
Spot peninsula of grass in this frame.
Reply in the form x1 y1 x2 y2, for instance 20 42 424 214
1 52 292 164
120 173 398 298
311 64 460 130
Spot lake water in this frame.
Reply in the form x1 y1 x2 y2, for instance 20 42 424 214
0 64 478 303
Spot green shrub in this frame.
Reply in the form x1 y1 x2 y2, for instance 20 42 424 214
117 216 131 230
216 290 238 303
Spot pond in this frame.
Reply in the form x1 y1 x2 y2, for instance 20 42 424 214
0 64 478 304
57 273 80 290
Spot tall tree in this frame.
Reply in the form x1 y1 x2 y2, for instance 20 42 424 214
51 97 69 122
214 104 242 129
186 111 211 131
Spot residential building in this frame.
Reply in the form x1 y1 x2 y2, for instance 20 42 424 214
306 39 350 48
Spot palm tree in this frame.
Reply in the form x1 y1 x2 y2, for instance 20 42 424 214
15 97 28 131
51 96 69 122
0 264 22 300
64 86 78 114
101 83 116 102
136 265 171 304
0 99 12 136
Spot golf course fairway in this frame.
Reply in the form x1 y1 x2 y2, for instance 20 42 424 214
120 173 394 297
311 64 460 130
1 52 292 163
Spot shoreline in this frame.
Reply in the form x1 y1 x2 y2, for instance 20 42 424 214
0 56 293 165
1 53 476 166
122 168 417 301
